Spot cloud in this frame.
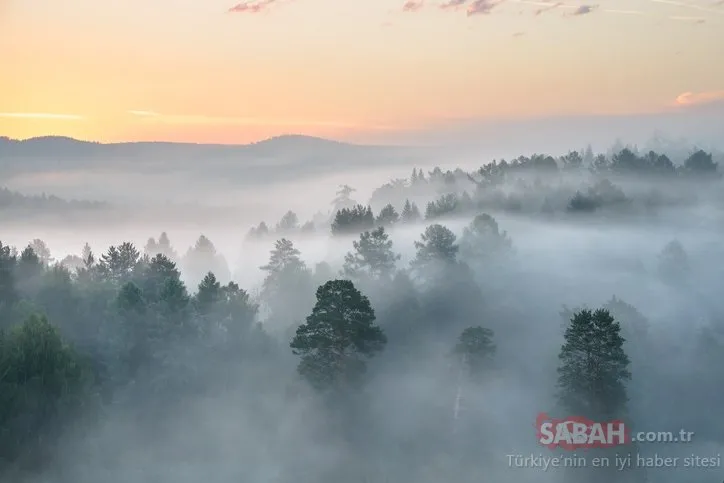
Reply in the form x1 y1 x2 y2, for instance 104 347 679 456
0 112 84 121
467 0 501 14
534 2 563 15
228 0 276 14
675 90 724 106
523 1 597 16
440 0 468 9
570 4 597 15
512 31 526 36
669 14 706 21
514 0 576 15
403 0 424 11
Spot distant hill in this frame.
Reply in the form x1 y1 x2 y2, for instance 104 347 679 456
0 134 429 180
0 134 392 158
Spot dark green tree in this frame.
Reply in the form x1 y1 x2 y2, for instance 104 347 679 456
157 277 191 321
400 199 421 223
342 226 400 282
217 281 258 340
411 224 459 274
98 242 141 284
567 191 599 213
557 308 631 419
331 205 375 236
560 151 583 171
115 282 149 377
683 149 718 177
195 272 222 317
0 314 90 465
376 203 399 226
290 280 386 393
0 241 18 324
610 148 646 174
425 193 458 220
453 326 496 381
141 254 181 303
643 151 675 176
374 271 422 357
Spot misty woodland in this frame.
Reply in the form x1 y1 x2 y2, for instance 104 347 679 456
1 143 723 483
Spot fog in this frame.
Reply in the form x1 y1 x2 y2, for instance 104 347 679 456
1 136 724 483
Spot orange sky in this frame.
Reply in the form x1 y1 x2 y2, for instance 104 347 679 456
1 0 723 144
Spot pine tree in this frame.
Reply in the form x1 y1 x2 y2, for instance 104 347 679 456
276 210 300 233
331 205 375 236
401 199 421 223
290 279 386 393
0 241 18 323
557 308 631 419
411 224 459 273
342 226 400 282
454 326 496 381
260 238 313 326
459 213 513 264
376 203 399 226
195 272 222 316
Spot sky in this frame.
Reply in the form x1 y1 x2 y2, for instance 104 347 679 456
1 0 724 144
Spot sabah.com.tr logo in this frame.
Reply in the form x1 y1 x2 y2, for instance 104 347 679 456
536 413 695 450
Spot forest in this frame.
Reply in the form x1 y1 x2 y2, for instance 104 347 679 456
1 145 723 483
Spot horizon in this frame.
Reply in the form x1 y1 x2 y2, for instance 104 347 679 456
2 102 724 151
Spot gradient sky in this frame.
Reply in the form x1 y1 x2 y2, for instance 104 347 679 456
1 0 723 144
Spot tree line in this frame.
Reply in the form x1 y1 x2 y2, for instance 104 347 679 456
1 200 711 482
245 146 721 241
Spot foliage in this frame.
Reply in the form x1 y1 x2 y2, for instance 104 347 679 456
459 213 513 263
375 203 399 226
0 314 91 464
331 205 375 236
453 326 496 380
400 199 421 223
290 280 386 393
411 224 459 273
557 308 631 419
425 194 459 220
0 138 722 479
342 227 400 282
